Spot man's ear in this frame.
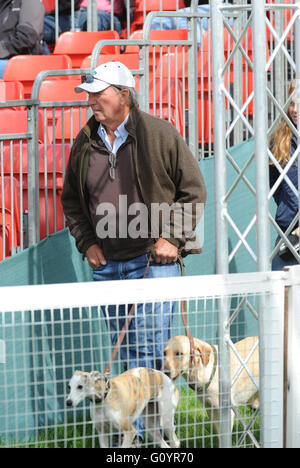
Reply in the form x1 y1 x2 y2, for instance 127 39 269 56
119 87 130 104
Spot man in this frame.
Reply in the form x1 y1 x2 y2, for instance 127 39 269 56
0 0 45 78
61 61 206 373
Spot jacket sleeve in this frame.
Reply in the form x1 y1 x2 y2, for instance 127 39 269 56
269 163 282 206
163 131 207 254
0 0 44 58
61 140 98 257
274 162 299 232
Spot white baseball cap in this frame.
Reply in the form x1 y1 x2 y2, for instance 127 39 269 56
75 61 136 94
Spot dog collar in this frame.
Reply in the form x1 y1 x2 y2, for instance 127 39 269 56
90 396 103 404
204 344 218 391
188 344 218 393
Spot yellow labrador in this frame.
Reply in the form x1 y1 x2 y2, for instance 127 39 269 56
66 367 180 448
163 335 259 436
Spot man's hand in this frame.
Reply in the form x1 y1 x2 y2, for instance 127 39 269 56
85 244 106 269
151 238 178 264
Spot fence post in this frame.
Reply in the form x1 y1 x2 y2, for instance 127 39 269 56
26 103 40 246
252 0 275 448
187 0 199 157
87 0 98 31
285 265 300 448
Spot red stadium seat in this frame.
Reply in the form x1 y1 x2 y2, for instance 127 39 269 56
53 30 121 68
134 77 183 135
125 29 188 64
38 78 87 142
265 0 293 42
36 144 70 239
155 51 212 144
0 80 24 101
0 108 45 143
81 53 140 70
201 26 270 116
150 78 184 135
3 55 73 98
42 0 55 13
53 107 88 143
131 0 185 32
39 78 83 102
1 142 71 240
0 222 10 261
0 176 20 260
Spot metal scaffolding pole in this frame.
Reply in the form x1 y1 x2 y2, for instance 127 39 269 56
211 0 229 276
252 1 270 273
252 0 279 448
211 0 232 449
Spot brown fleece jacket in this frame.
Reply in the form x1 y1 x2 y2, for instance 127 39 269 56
61 105 207 259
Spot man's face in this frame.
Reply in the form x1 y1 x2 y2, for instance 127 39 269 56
87 86 123 126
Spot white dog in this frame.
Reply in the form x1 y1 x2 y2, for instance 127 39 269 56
66 367 180 448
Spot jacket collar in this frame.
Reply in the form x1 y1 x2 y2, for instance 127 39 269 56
83 105 140 142
82 115 100 141
124 105 140 138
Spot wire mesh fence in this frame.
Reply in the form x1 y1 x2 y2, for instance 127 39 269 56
0 269 286 448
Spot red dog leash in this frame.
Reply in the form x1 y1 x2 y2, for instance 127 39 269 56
104 253 195 375
177 257 196 372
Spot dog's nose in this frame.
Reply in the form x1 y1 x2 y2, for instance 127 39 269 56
66 399 73 407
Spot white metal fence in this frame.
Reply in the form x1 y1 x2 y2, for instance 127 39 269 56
1 265 299 448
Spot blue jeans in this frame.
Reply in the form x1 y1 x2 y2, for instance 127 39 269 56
93 253 180 371
150 6 210 49
77 8 122 35
93 253 179 440
0 60 8 79
44 13 75 44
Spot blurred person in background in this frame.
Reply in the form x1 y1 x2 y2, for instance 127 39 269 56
77 0 134 36
150 0 233 48
43 0 83 52
269 78 299 270
0 0 44 78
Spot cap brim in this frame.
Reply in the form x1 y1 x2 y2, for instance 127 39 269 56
74 81 110 94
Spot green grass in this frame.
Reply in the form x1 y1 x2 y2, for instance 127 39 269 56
0 387 260 448
175 386 260 448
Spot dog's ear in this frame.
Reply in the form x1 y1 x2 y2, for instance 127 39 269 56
195 342 211 367
89 371 103 381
